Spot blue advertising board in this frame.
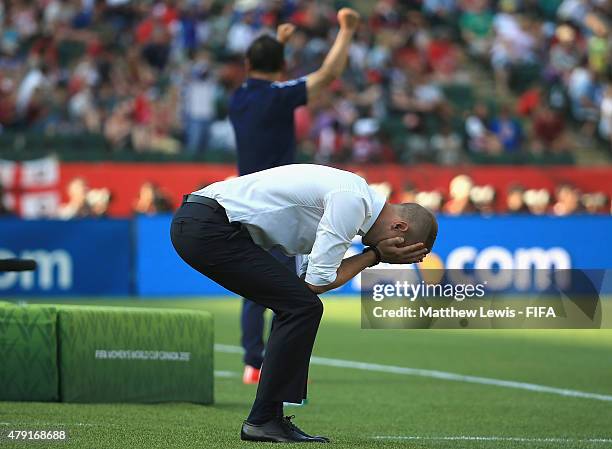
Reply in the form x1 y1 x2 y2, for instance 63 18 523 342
135 215 612 296
2 215 611 297
0 219 131 296
135 215 232 296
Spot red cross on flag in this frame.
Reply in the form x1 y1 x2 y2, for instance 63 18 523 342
0 156 60 218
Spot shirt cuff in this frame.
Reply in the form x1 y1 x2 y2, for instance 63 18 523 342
305 266 337 286
298 255 309 278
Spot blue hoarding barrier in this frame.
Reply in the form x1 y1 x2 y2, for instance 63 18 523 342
0 219 131 296
135 215 232 296
2 215 611 297
135 215 612 296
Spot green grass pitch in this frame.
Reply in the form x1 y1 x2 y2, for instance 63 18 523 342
1 296 612 448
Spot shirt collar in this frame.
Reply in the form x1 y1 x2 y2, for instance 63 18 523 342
359 187 386 235
246 77 273 87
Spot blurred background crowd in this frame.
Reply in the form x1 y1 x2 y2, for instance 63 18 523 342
394 175 609 215
0 172 599 219
1 0 611 217
0 0 611 164
54 177 173 218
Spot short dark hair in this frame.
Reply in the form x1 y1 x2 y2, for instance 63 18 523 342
246 35 284 73
397 203 438 251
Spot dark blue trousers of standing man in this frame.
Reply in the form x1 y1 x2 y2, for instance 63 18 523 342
241 250 295 371
229 74 308 380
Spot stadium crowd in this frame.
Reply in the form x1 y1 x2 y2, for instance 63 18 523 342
53 176 173 218
0 174 596 218
398 175 609 215
0 0 611 163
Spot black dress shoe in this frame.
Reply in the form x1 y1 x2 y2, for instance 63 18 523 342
282 415 330 443
240 416 329 443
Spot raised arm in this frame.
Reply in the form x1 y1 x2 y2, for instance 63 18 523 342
306 8 360 101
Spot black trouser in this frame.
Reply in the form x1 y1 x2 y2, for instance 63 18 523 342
170 199 323 403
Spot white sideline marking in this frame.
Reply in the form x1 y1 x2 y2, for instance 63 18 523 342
373 435 612 444
214 370 239 378
214 344 612 402
0 422 94 427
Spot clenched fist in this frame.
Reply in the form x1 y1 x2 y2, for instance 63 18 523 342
337 8 360 31
276 23 296 44
376 238 428 265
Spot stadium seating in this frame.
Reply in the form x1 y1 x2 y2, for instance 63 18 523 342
4 1 610 163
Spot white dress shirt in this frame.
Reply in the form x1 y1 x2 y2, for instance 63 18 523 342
193 164 385 286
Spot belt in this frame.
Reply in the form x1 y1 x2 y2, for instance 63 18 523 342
182 193 243 237
182 194 222 210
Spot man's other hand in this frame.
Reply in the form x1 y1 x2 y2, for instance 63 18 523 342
377 238 428 264
277 23 296 44
337 8 360 31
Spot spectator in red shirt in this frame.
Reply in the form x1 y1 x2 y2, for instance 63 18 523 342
427 30 459 81
516 86 541 117
531 105 569 153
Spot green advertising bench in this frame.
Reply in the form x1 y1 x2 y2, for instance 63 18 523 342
0 303 214 405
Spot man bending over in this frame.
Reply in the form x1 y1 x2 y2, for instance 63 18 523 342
170 164 438 443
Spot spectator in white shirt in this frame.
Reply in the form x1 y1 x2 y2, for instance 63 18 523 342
431 124 462 165
598 84 612 143
16 65 48 118
227 9 259 55
183 57 218 155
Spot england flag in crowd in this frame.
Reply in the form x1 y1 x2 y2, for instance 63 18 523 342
0 156 60 218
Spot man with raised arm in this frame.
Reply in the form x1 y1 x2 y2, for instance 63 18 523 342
230 9 361 385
